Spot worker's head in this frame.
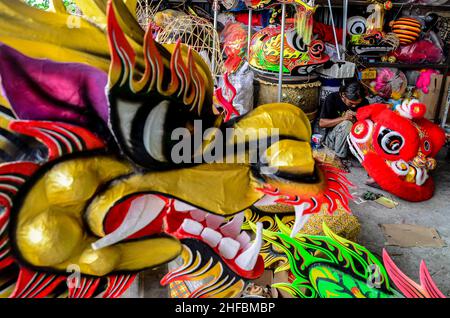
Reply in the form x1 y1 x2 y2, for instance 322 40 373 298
339 80 365 108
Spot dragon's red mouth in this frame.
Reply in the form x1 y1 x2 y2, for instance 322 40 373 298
93 161 352 280
164 201 265 279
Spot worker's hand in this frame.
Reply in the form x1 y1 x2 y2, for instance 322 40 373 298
343 111 356 122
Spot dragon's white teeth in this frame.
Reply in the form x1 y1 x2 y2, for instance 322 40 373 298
205 214 226 230
92 195 165 251
218 237 240 260
181 219 204 236
201 228 223 248
290 203 311 238
174 200 196 212
219 212 244 238
236 231 251 249
254 195 279 207
235 222 263 271
190 209 206 222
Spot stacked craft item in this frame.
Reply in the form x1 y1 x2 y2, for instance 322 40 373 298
347 0 400 61
246 0 329 76
0 0 446 299
383 13 445 64
156 13 225 77
245 0 327 123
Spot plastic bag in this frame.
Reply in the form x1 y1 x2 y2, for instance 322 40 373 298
218 62 254 117
370 68 407 100
393 38 444 64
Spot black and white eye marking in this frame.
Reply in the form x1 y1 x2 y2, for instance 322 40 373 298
347 16 367 35
377 127 405 155
113 97 174 167
143 100 170 162
286 30 307 52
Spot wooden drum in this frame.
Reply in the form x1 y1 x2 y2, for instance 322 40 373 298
253 76 321 122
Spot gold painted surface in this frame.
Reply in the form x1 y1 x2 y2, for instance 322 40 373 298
255 79 321 116
265 140 315 175
0 0 114 71
263 166 327 197
86 163 264 233
15 155 181 275
301 208 360 242
234 103 312 141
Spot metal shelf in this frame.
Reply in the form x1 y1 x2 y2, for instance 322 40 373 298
168 0 210 2
360 62 450 70
316 0 450 10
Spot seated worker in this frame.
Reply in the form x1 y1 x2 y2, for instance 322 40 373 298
319 80 369 159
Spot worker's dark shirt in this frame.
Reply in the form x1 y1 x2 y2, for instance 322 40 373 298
320 92 369 120
319 92 369 134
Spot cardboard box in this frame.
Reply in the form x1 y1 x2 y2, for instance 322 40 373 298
438 76 450 126
417 74 444 121
250 268 294 298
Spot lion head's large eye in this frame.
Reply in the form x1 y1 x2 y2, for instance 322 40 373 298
421 139 432 156
347 16 367 35
377 127 405 155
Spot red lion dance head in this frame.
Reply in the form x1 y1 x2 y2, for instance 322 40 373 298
348 100 446 202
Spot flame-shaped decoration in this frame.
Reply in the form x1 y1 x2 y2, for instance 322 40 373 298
161 240 245 298
214 73 240 122
257 163 354 214
107 1 211 115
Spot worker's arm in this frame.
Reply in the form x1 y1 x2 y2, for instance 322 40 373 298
319 111 354 128
319 117 346 128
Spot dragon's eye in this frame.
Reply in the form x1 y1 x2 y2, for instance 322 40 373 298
422 139 432 155
377 128 404 155
347 16 367 35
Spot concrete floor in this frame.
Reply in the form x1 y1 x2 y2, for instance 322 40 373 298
132 149 450 298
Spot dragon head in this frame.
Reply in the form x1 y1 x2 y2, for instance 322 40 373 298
0 0 352 298
257 221 445 298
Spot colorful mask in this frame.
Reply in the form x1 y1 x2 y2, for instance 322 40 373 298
0 0 352 298
222 22 248 73
259 221 445 298
249 25 328 75
349 31 397 57
348 100 446 202
348 2 398 58
246 1 318 46
246 0 328 75
245 0 308 10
